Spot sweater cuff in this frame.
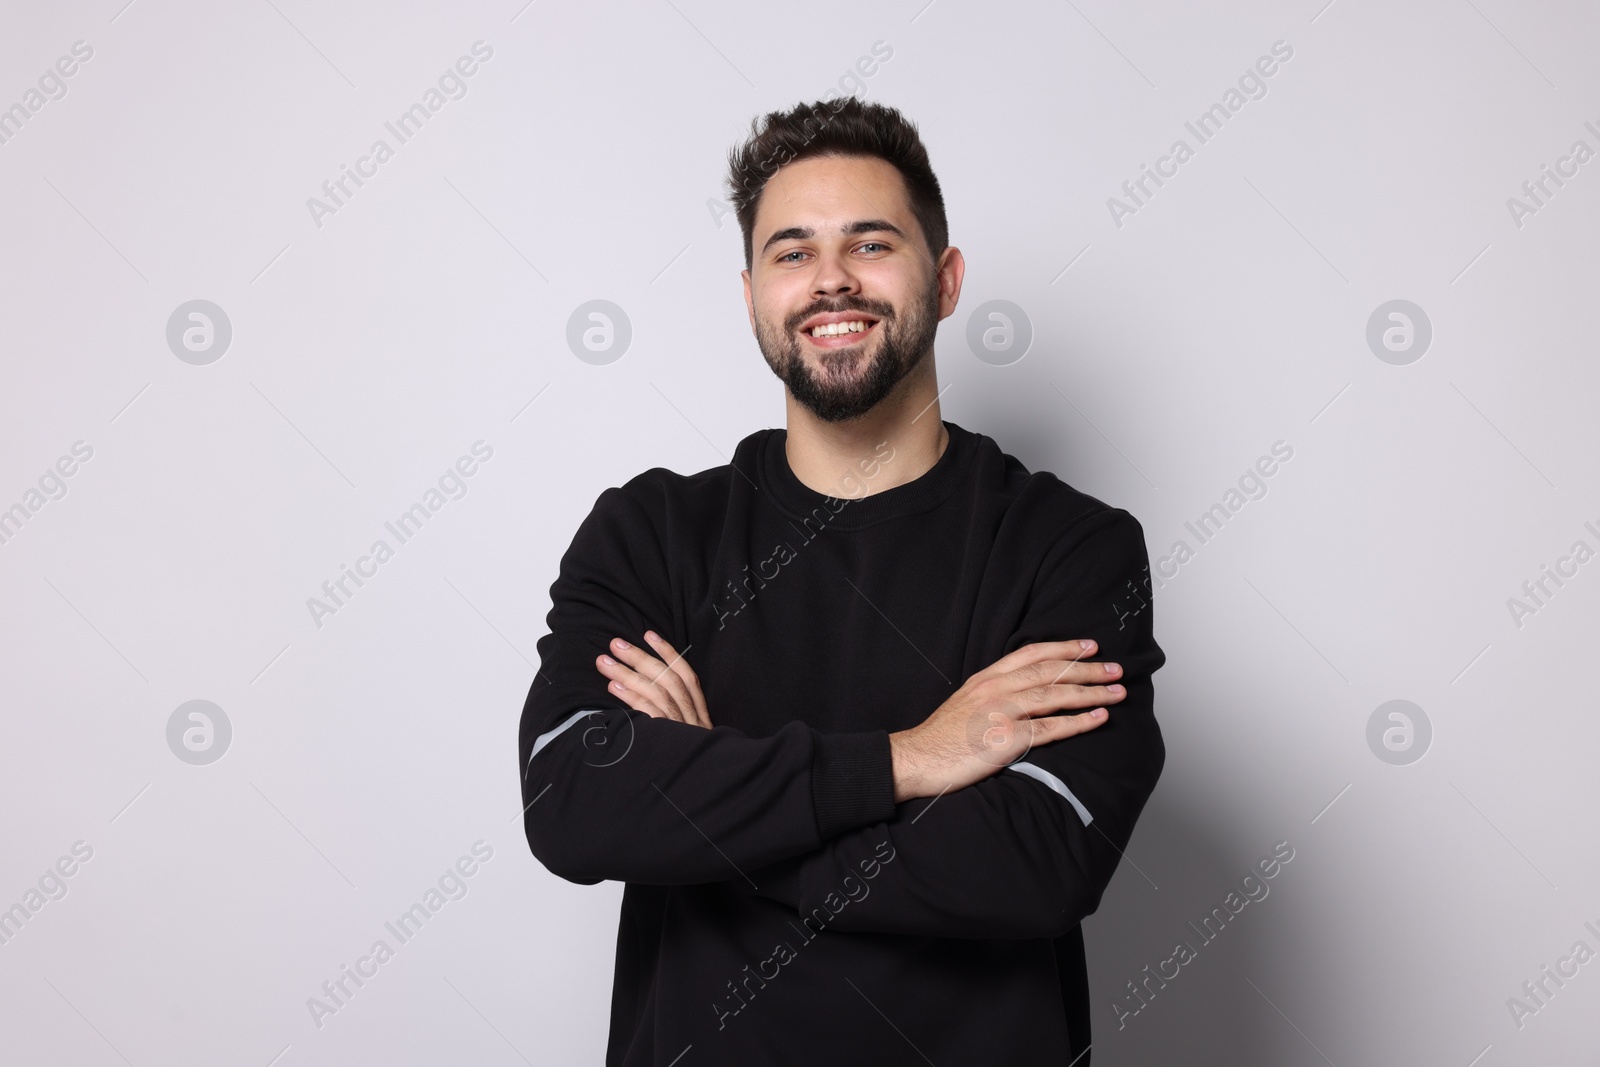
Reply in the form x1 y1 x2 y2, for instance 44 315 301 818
811 730 896 840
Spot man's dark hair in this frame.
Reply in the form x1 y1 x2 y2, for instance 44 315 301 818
726 96 948 273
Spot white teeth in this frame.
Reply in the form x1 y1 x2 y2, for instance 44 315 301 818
810 320 870 337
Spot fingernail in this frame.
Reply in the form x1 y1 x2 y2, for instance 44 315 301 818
1107 684 1124 695
1080 640 1094 652
614 638 631 650
1090 708 1107 719
645 631 658 642
611 681 626 692
600 654 616 665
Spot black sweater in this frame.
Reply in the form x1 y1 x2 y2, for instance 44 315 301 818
518 420 1166 1066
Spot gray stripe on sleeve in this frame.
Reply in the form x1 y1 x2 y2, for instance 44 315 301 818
525 708 605 777
1006 760 1093 826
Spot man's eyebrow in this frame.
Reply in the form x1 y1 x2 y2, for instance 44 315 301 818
759 219 907 256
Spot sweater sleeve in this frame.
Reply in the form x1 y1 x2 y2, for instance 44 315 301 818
518 484 896 886
745 508 1166 940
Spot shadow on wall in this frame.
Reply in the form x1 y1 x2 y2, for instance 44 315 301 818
1083 788 1294 1065
972 400 1291 1062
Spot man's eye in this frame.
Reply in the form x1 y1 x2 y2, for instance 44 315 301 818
778 250 806 263
858 242 888 253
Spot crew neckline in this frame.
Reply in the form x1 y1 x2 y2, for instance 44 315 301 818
758 420 976 530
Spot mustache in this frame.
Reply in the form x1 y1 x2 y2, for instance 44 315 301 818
787 297 896 332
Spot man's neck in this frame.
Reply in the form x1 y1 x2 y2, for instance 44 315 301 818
782 360 948 499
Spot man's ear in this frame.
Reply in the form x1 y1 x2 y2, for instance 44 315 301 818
935 246 966 323
741 268 757 334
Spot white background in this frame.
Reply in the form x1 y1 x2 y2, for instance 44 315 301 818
1 0 1596 1063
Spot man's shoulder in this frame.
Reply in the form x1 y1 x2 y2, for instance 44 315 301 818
965 421 1141 543
965 428 1154 618
596 427 774 520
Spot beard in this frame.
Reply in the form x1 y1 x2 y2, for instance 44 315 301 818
754 277 941 424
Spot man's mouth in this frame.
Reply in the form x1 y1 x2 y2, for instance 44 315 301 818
799 317 881 347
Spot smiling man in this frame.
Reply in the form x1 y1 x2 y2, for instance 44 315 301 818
519 97 1166 1065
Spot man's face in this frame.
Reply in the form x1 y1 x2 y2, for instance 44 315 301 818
742 154 952 424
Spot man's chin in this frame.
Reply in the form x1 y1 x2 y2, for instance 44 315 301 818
806 353 875 386
789 371 898 423
797 396 879 424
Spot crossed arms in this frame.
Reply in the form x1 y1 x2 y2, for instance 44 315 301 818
518 485 1165 940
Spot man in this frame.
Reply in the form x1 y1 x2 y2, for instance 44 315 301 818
519 96 1165 1065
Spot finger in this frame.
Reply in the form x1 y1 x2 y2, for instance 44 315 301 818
1013 656 1122 689
610 637 684 702
597 651 684 722
980 640 1096 681
1014 679 1126 717
608 638 693 722
649 640 710 730
643 631 710 728
596 656 671 719
987 658 1119 706
595 654 663 716
1026 707 1109 747
1044 656 1119 688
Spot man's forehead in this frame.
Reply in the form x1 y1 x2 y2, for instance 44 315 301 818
756 156 912 233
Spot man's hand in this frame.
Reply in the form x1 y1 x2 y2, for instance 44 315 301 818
595 630 711 728
890 639 1123 802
